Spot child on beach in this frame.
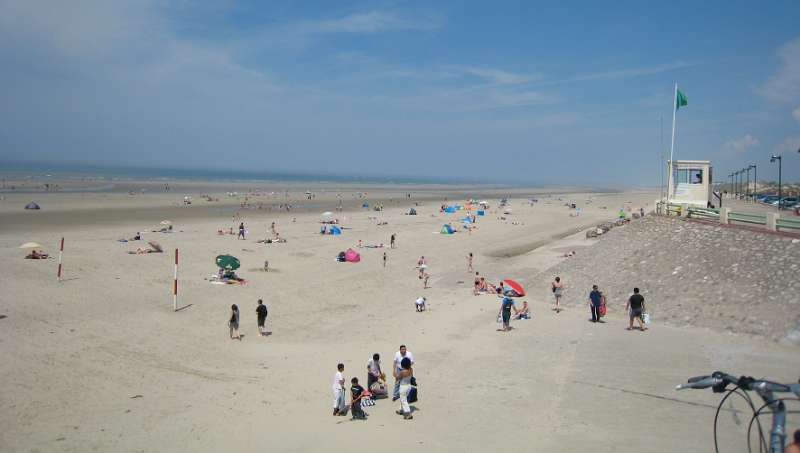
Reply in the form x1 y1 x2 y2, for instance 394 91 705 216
350 377 368 420
229 304 240 340
552 277 564 313
415 297 426 312
332 363 345 416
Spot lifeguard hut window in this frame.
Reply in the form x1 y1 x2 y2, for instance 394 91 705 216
675 168 704 185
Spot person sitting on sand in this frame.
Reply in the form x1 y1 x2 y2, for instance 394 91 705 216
132 232 141 241
25 250 48 259
415 297 426 312
513 301 530 320
478 277 489 293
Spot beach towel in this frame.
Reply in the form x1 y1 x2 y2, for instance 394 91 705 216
360 390 375 408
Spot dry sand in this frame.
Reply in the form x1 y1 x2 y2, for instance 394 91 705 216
0 185 797 453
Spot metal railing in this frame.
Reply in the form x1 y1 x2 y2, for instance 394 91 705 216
657 202 800 233
686 207 719 220
776 216 800 230
728 211 767 225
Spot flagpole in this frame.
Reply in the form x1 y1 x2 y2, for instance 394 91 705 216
660 115 664 202
668 82 678 200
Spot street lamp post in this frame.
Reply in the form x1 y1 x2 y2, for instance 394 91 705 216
729 173 734 198
749 164 757 201
744 167 750 201
735 170 741 199
770 155 782 210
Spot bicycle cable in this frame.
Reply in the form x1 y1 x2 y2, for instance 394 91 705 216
714 387 759 453
746 398 800 453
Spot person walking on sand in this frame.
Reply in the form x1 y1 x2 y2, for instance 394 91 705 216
588 285 603 323
332 363 345 416
473 272 481 296
626 287 647 331
417 256 427 279
422 272 430 289
466 252 474 272
238 222 246 240
392 345 414 401
551 277 564 313
498 296 518 332
383 252 387 268
395 357 414 420
229 304 241 339
256 299 268 336
390 233 396 249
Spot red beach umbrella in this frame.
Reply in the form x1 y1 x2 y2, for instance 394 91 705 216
502 279 525 297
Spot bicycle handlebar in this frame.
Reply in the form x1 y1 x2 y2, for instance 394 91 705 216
676 371 800 396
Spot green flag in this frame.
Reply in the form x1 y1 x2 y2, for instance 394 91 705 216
676 89 688 110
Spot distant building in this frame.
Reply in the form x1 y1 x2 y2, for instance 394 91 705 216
667 160 713 207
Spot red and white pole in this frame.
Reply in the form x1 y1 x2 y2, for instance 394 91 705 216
173 248 179 311
57 237 64 281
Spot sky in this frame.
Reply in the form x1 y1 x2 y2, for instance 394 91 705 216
0 0 799 186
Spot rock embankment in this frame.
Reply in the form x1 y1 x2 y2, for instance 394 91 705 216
537 216 800 344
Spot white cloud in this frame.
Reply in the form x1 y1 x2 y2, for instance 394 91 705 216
793 107 800 123
775 136 800 154
462 67 535 85
296 10 442 34
723 134 760 154
552 61 692 85
758 37 800 103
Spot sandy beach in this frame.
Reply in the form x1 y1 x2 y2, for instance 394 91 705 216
1 183 798 453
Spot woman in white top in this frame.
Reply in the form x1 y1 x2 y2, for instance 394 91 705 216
395 357 414 420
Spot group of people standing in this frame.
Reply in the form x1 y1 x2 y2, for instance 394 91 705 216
550 277 648 330
332 345 416 421
227 299 270 340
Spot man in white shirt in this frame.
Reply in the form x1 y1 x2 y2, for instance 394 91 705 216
332 363 345 416
392 345 414 401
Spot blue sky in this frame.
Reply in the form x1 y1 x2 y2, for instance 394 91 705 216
0 0 798 185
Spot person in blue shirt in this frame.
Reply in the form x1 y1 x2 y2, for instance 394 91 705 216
498 296 519 332
588 285 603 323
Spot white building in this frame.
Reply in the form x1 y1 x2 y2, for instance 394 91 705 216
667 159 713 207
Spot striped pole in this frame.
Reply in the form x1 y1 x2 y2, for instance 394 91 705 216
173 249 179 311
57 237 64 281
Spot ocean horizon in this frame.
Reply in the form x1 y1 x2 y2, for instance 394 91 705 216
0 161 564 189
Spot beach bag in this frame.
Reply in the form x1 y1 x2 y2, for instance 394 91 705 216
407 386 418 403
370 381 387 396
642 313 651 324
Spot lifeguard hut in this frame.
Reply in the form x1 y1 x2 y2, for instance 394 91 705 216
666 159 714 208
